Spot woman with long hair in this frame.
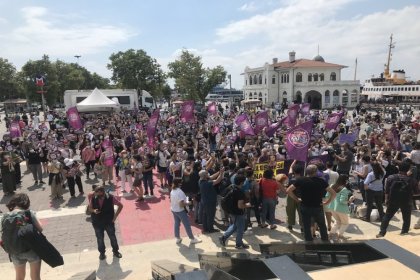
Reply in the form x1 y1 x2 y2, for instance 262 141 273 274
2 193 43 280
363 162 385 222
327 174 351 239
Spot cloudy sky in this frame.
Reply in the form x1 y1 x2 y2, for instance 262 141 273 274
1 0 420 89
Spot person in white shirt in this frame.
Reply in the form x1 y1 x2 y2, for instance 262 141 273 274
170 179 202 245
345 118 352 134
156 142 171 192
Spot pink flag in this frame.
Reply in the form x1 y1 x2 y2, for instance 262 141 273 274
287 104 300 127
286 120 313 162
9 121 21 138
325 111 344 130
254 111 269 134
208 102 217 115
300 103 310 116
147 109 160 147
180 100 195 122
66 107 83 130
235 113 255 136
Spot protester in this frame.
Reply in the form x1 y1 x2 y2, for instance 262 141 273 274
327 174 351 239
363 162 385 222
170 179 202 245
259 169 281 229
88 186 123 260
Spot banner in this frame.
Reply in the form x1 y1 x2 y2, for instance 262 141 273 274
287 104 300 127
339 128 359 145
180 100 195 122
235 113 255 136
286 120 313 162
253 161 285 179
390 127 401 150
207 102 217 115
9 121 21 138
146 109 160 147
300 103 310 116
254 110 269 134
66 107 83 130
325 111 344 130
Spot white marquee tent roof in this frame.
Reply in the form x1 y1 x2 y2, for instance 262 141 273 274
76 88 119 112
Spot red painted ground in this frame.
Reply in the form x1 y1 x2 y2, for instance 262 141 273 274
115 173 202 245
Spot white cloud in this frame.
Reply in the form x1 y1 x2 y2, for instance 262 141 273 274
213 0 420 86
239 2 258 12
1 6 135 62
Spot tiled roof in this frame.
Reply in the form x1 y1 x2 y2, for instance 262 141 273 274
273 59 346 69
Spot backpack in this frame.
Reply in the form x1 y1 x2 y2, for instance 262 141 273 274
0 210 32 255
221 185 237 214
389 176 411 202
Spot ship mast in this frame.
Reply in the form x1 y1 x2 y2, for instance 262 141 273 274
384 34 395 79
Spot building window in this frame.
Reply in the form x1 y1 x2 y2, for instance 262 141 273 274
249 92 252 97
272 75 276 84
264 76 266 84
281 74 284 84
342 90 348 105
253 75 257 85
245 79 247 86
286 74 289 83
333 90 339 105
249 76 252 85
259 92 262 97
283 91 287 96
296 72 302 82
330 72 336 81
325 90 330 104
259 74 262 84
320 73 324 81
308 73 312 82
314 73 318 82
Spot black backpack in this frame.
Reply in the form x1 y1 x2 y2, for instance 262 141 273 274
221 185 237 214
1 210 32 255
389 176 411 202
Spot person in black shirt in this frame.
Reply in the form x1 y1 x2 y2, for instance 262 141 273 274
287 165 336 241
27 148 45 185
219 174 252 249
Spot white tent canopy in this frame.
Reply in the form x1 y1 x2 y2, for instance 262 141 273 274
76 88 120 112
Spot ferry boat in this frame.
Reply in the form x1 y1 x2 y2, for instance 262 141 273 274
361 34 420 102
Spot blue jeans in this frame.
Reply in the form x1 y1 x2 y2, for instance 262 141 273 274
93 223 119 254
223 214 246 246
300 205 328 241
172 211 194 239
261 198 276 225
143 172 154 195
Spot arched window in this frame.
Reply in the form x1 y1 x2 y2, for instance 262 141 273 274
330 72 336 81
249 92 252 97
320 73 324 81
296 91 302 103
253 75 257 85
308 73 312 82
286 74 289 83
342 90 348 105
296 72 302 82
272 75 276 84
313 73 318 82
259 92 262 97
325 90 330 104
281 74 284 83
259 74 262 84
333 90 339 105
283 91 287 96
249 76 252 85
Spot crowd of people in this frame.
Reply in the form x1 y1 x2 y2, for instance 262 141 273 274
1 101 420 275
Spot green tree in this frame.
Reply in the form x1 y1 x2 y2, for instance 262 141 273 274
168 50 226 103
107 49 164 96
0 58 23 101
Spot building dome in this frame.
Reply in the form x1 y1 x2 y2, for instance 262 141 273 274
313 55 325 62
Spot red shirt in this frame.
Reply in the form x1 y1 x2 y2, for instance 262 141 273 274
260 178 278 199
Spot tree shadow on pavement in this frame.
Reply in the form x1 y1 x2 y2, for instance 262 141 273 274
96 258 132 280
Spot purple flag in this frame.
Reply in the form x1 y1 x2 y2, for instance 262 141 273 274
339 128 359 145
235 113 255 136
66 107 83 130
325 111 344 130
391 127 401 150
254 111 269 134
307 154 330 166
180 100 195 122
147 109 160 147
286 120 313 162
300 103 310 116
287 104 300 127
208 102 217 115
9 122 21 138
265 122 281 137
